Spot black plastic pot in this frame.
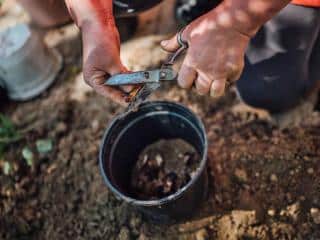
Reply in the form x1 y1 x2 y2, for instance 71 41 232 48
99 101 208 222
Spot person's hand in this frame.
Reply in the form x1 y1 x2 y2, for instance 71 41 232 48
64 0 132 104
161 8 250 98
81 21 131 105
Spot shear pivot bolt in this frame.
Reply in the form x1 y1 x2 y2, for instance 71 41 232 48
160 71 166 79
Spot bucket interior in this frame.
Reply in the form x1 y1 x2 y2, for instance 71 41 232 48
101 103 206 199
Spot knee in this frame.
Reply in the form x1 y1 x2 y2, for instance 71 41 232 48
236 79 304 113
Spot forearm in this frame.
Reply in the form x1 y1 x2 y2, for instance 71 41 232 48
214 0 291 36
64 0 115 28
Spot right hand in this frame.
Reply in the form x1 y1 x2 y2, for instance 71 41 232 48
81 20 131 105
161 7 250 98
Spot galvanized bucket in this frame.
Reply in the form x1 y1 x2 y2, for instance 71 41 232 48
0 24 62 101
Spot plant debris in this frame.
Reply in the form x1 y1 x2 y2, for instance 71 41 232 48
36 139 53 154
0 114 21 157
22 147 34 167
131 138 201 200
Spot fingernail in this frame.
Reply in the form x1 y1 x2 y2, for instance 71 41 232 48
210 89 215 98
161 40 168 47
198 91 206 96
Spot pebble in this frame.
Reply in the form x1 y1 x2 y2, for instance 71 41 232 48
286 202 300 222
55 122 67 134
91 120 100 132
195 228 208 240
310 208 320 224
270 174 278 182
119 227 131 240
138 233 148 240
303 156 310 161
307 168 314 175
129 216 142 230
155 154 163 166
268 209 276 217
234 168 248 182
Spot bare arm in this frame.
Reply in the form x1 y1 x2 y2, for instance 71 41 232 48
64 0 114 28
64 0 129 105
161 0 291 97
222 0 291 36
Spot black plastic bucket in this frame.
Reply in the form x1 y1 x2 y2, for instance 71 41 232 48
99 101 208 222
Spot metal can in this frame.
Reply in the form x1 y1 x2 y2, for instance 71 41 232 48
0 23 62 101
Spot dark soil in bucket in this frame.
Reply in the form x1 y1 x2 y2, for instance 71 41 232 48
131 139 201 200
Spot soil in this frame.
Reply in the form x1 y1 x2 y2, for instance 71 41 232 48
1 1 320 240
131 139 201 200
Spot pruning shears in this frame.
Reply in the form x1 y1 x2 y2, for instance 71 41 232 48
104 28 188 111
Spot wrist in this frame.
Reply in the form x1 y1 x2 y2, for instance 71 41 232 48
210 2 260 37
65 0 115 29
213 0 290 37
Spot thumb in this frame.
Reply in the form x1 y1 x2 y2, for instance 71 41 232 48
161 34 180 52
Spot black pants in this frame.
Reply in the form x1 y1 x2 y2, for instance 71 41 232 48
237 4 320 113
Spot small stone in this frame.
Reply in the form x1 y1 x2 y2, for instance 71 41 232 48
216 164 223 174
270 174 278 182
310 208 320 224
91 120 100 132
303 156 310 161
286 202 300 222
119 227 131 240
55 122 67 134
195 229 208 240
129 216 142 231
299 196 306 201
280 202 300 222
138 233 148 240
234 168 248 182
307 168 314 175
268 209 276 217
142 155 148 165
155 154 163 166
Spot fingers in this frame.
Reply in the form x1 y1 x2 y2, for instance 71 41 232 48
160 34 180 52
94 84 127 106
226 61 244 83
84 72 130 106
210 79 226 98
82 59 134 105
195 74 212 95
178 61 197 89
205 61 243 98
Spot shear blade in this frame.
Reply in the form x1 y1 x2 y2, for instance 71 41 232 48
105 71 157 86
127 83 160 111
105 68 177 86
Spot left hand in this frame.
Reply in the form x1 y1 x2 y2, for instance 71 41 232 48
161 8 250 98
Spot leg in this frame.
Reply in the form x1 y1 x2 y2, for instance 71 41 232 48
237 4 320 113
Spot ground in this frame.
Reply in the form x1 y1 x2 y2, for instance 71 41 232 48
0 1 320 240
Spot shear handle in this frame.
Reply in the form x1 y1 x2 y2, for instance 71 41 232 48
166 27 189 65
